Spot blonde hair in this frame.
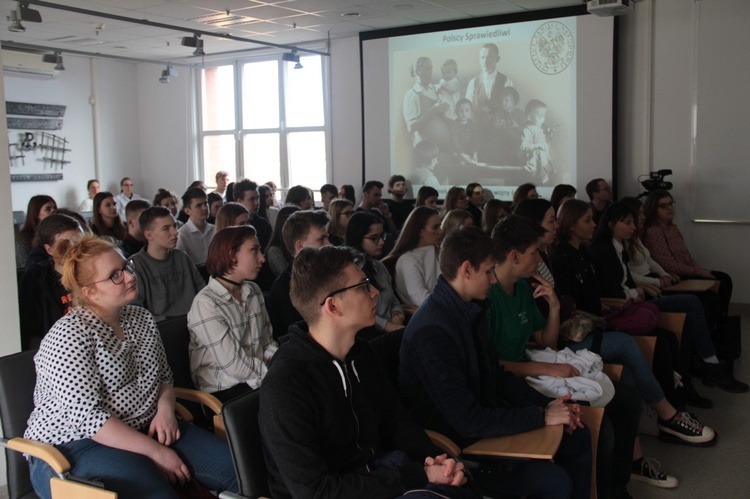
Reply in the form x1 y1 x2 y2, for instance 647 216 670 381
53 235 118 307
441 209 472 236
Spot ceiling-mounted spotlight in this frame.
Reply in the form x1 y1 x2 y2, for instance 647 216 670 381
181 34 205 56
42 52 65 71
17 3 42 22
159 64 178 84
8 2 42 32
282 49 303 69
193 38 205 57
7 10 24 32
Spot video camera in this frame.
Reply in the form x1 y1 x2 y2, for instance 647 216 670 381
640 169 673 194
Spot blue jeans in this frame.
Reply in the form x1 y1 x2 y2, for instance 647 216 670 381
29 421 238 499
569 331 665 405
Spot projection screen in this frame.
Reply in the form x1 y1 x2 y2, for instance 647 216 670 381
360 6 616 201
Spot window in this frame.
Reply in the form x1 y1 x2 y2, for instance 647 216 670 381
199 55 330 195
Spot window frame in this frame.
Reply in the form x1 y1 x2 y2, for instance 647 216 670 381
196 51 332 196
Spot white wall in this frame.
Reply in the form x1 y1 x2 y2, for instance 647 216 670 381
618 0 750 303
5 55 143 211
136 63 194 197
6 55 97 210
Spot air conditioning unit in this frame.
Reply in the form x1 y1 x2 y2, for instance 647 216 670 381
587 0 633 17
2 49 59 80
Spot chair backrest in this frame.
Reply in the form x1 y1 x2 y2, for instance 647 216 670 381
156 315 194 389
0 350 39 499
195 264 209 285
221 390 270 499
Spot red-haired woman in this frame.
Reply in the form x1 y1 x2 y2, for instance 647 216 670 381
188 225 278 402
25 236 238 498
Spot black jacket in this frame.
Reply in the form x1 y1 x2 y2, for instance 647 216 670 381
589 239 634 299
549 241 603 316
259 325 441 499
268 264 303 340
18 259 72 350
399 277 545 449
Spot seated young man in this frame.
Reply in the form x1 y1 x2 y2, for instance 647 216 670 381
176 187 215 265
131 206 206 322
399 225 592 499
268 210 331 340
259 246 471 498
121 199 150 258
486 215 660 496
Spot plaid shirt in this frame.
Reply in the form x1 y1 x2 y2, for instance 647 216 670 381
188 277 278 392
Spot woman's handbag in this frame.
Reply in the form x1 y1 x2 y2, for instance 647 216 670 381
604 298 660 334
560 310 608 342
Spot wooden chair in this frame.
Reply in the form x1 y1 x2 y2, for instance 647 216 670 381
156 315 225 439
0 350 117 499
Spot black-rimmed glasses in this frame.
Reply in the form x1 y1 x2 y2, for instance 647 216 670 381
362 232 388 243
88 260 136 286
319 278 371 306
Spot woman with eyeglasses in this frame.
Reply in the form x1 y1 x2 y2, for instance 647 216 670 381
439 186 469 219
327 198 354 246
641 190 733 322
188 225 278 403
24 236 238 499
345 212 404 332
382 206 443 308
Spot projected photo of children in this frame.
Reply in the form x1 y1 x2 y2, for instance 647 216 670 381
394 32 573 193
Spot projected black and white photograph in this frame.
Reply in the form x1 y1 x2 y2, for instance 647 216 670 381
390 18 576 197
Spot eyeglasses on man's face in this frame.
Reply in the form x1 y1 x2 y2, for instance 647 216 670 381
319 278 371 306
88 260 136 286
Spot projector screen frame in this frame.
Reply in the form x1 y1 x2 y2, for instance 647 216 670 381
358 4 620 200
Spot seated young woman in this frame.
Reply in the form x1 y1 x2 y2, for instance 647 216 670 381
214 201 250 232
327 198 354 246
415 186 439 210
550 200 716 444
641 190 733 333
440 208 473 235
481 198 511 234
264 206 300 276
18 214 84 350
589 202 747 394
345 212 404 333
15 195 57 268
382 206 443 308
25 236 238 499
91 191 127 241
439 186 469 219
188 225 278 402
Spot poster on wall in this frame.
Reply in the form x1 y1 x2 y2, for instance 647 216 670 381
388 18 577 199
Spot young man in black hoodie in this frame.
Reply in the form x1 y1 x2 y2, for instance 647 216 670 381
259 246 472 499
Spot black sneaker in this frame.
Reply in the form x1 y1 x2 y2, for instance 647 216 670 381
658 411 716 444
701 362 750 393
631 457 679 489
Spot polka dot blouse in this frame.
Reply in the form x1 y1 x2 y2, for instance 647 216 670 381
24 305 173 446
